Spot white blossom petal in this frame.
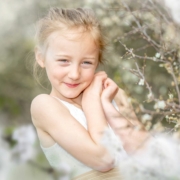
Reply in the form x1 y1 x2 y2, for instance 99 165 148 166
154 101 166 109
141 114 152 123
138 79 144 86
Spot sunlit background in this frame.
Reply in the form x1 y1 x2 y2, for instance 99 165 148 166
1 0 180 179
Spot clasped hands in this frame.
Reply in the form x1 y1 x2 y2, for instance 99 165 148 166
82 71 150 154
82 71 129 121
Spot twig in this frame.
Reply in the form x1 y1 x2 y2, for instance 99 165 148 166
168 63 180 105
119 40 167 63
121 1 161 50
148 0 170 24
140 106 178 116
134 44 153 53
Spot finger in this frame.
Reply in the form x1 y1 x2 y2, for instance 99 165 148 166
91 74 108 92
103 78 111 88
104 78 119 96
104 78 116 88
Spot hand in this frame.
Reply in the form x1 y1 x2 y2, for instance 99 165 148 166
101 78 120 121
101 78 119 103
82 71 107 110
101 80 139 126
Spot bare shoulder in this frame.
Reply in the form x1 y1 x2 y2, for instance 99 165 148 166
31 94 67 113
31 94 57 111
30 94 68 128
31 94 52 121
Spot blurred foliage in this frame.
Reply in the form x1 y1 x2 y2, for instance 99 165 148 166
1 0 180 131
0 0 85 125
1 0 180 179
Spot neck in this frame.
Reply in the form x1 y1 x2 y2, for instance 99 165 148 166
69 93 82 106
50 91 83 108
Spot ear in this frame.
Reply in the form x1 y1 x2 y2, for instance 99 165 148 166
35 47 45 68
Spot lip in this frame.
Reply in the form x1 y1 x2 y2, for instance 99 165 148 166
64 83 80 88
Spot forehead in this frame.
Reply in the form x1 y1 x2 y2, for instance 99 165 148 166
46 29 99 54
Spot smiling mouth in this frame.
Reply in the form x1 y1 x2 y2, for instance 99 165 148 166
64 83 80 88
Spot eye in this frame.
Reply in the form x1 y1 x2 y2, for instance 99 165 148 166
57 59 70 66
58 59 69 63
82 61 92 65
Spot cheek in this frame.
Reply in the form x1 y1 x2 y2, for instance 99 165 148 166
46 67 65 83
83 71 95 83
53 69 63 77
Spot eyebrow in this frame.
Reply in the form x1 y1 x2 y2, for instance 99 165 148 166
56 54 71 58
84 57 96 60
56 54 96 59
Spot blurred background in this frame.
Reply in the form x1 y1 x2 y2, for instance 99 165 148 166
1 0 180 179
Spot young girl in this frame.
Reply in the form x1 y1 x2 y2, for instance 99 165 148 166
31 7 149 179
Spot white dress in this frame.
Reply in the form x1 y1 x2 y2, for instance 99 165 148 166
40 98 124 178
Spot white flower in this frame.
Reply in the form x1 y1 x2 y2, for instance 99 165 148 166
12 125 37 162
155 52 161 58
101 128 127 163
168 93 173 99
138 79 144 86
12 125 36 145
154 100 166 109
141 114 152 123
147 92 153 100
119 135 180 179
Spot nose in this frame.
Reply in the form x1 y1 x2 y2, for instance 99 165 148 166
68 64 80 80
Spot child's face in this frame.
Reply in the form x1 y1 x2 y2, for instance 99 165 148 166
41 30 99 99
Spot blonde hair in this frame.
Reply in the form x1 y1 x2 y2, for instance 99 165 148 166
33 7 107 86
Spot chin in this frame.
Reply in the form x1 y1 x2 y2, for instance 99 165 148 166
63 92 82 99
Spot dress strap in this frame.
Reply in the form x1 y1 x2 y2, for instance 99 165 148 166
50 96 84 113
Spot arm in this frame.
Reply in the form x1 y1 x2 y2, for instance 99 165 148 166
101 78 150 154
82 71 110 143
31 72 115 172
